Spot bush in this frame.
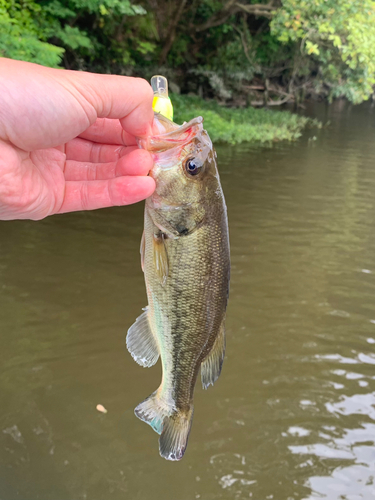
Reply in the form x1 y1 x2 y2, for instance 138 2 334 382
172 94 320 145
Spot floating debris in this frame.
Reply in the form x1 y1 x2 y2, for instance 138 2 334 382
96 404 107 414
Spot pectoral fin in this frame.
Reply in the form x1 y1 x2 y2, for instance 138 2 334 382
126 307 159 367
153 232 169 286
201 323 226 389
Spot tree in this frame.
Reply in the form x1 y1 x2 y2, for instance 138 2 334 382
0 0 64 66
271 0 375 103
1 0 375 104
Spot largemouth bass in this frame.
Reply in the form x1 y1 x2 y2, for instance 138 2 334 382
126 114 230 461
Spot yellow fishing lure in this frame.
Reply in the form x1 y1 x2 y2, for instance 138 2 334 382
151 75 173 121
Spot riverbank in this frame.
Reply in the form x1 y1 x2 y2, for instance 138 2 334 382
172 94 320 145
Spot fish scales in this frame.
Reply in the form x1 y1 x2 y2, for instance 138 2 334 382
127 114 230 461
145 198 228 404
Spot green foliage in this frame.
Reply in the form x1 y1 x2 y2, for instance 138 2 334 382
1 0 374 104
173 94 319 144
271 0 375 103
57 25 92 51
0 0 151 69
0 0 63 66
40 0 151 70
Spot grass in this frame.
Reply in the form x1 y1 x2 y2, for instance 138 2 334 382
172 94 320 145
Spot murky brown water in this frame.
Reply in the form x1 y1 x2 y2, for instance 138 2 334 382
1 101 375 499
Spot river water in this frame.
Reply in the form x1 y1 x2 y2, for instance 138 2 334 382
0 102 375 499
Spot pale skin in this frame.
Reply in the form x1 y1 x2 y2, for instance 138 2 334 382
0 58 156 221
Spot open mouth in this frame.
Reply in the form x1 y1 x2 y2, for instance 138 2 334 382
138 116 204 153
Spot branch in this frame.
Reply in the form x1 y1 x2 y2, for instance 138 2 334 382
158 0 188 64
242 85 265 90
195 0 237 32
195 1 277 32
235 2 276 19
250 95 293 106
232 22 252 64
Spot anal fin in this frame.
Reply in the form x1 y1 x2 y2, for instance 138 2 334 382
134 390 168 434
126 307 159 367
201 323 226 389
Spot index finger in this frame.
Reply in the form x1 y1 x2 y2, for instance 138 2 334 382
67 72 154 138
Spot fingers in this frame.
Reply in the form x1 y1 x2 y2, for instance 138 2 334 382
79 118 136 146
0 59 153 151
58 176 155 214
65 138 128 163
63 148 153 181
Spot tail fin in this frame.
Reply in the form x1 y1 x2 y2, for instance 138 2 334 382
134 391 169 435
159 407 194 461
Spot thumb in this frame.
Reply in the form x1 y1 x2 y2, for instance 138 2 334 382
0 59 154 151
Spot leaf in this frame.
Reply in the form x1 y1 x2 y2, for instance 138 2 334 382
58 25 93 50
305 40 320 55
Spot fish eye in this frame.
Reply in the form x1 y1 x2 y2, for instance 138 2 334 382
185 158 203 176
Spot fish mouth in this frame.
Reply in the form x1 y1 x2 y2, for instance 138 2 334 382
138 116 204 153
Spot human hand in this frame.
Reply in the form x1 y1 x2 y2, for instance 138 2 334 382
0 58 156 220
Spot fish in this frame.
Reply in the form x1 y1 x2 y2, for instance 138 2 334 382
126 113 230 461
